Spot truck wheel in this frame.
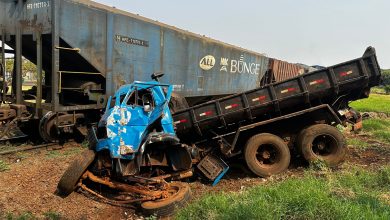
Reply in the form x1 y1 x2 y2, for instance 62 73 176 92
244 133 291 177
56 150 96 197
297 124 346 167
141 182 191 217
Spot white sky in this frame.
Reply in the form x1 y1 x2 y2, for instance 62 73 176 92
0 43 13 58
2 1 389 68
95 0 390 69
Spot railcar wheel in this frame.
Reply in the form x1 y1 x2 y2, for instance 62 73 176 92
39 112 85 143
39 111 57 142
297 124 346 167
244 133 291 177
141 182 191 217
56 150 96 197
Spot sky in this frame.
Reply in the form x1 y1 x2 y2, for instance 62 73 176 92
94 0 390 69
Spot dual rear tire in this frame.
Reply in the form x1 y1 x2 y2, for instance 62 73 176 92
297 124 346 167
244 124 346 177
244 133 290 177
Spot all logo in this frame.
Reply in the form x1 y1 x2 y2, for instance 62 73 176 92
199 55 216 71
199 54 261 75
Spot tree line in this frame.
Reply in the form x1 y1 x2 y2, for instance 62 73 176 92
3 58 38 80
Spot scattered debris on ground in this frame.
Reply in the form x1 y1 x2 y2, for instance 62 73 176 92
1 129 388 219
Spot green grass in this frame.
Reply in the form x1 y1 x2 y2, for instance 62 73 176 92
46 147 83 158
4 211 62 220
43 211 62 220
5 212 36 220
176 167 390 220
370 87 386 94
349 94 390 114
347 138 369 149
362 119 390 143
0 160 10 172
80 140 90 149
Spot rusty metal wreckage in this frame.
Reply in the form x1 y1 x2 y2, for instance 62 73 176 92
77 170 193 205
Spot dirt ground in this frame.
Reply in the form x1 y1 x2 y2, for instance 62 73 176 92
0 132 389 220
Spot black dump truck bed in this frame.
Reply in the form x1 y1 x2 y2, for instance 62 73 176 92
173 47 381 142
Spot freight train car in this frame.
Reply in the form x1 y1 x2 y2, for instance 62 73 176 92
0 0 270 141
260 59 318 87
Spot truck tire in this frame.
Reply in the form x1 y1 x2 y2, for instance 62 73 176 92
56 149 96 197
244 133 291 177
297 124 346 167
141 182 191 217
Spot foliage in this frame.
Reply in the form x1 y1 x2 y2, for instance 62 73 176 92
145 215 157 220
4 211 62 220
0 160 10 172
43 211 62 220
81 140 89 149
6 212 36 220
384 85 390 95
46 147 83 158
371 69 390 94
4 58 38 80
362 119 390 143
176 167 390 220
381 69 390 85
347 138 369 149
370 87 385 94
308 159 330 171
350 94 390 114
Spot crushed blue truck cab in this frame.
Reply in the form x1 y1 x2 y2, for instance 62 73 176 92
95 80 175 160
92 76 229 185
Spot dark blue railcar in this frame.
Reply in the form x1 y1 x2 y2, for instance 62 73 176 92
0 0 269 140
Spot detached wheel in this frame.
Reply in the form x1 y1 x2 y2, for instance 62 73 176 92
244 133 291 177
297 124 346 167
56 150 96 197
141 182 191 217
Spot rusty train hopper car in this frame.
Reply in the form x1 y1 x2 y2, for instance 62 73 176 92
0 0 269 141
260 59 318 87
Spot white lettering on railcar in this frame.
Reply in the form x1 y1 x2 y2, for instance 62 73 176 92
220 57 229 72
200 54 261 75
230 55 261 75
115 35 149 47
173 84 184 91
26 1 50 10
199 55 215 71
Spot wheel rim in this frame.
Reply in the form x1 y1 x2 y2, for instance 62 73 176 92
141 182 188 209
158 184 181 202
311 135 338 157
39 111 56 142
255 144 281 166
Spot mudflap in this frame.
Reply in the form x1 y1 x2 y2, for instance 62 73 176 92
197 155 229 186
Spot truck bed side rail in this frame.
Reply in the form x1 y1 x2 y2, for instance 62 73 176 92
173 47 381 140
